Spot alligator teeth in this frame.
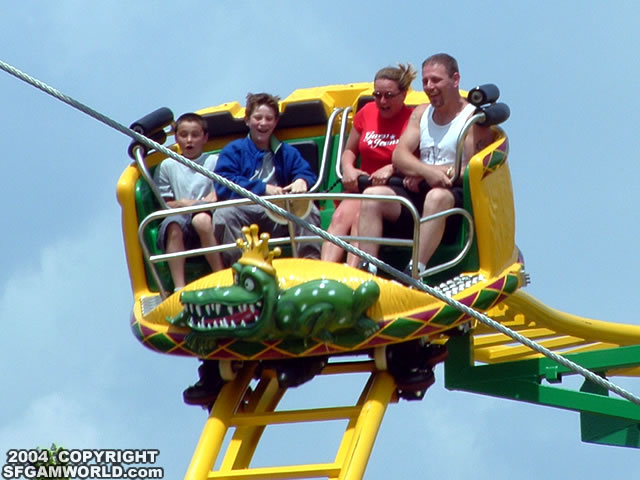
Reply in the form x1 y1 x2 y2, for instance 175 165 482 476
256 301 262 308
228 305 234 315
195 305 203 317
205 305 212 316
240 320 246 327
215 304 221 315
249 304 256 313
222 318 229 328
188 304 195 314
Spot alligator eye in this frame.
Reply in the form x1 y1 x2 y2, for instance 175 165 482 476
243 277 256 291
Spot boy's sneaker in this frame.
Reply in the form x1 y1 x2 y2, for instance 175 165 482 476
183 379 223 407
183 360 224 407
357 259 378 275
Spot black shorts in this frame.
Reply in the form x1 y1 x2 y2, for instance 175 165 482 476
382 184 464 243
157 213 207 251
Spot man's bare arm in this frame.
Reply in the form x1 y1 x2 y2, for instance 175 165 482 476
393 104 452 188
391 104 425 176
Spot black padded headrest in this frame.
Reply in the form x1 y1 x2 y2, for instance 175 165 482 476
356 95 374 112
278 100 328 129
203 111 249 137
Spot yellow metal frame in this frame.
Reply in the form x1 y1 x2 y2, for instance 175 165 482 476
467 134 517 277
184 361 397 480
474 290 640 371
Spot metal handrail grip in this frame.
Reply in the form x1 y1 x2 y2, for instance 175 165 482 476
309 107 344 193
133 145 168 210
133 145 170 297
334 106 353 181
453 114 507 185
416 208 475 279
452 112 481 184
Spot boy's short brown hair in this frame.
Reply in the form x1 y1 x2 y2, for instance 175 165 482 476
175 112 208 135
245 93 281 119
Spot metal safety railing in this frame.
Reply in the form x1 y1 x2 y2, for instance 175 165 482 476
137 191 475 299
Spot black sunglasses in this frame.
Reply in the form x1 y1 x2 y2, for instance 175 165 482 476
372 90 401 99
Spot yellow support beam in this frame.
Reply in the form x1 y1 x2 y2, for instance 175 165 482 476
184 360 397 480
185 365 258 480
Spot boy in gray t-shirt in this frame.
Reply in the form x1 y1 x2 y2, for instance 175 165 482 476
153 113 223 291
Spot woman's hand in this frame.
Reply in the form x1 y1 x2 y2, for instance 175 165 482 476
342 165 366 192
370 164 394 186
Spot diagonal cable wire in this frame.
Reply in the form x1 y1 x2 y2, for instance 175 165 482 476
2 58 640 406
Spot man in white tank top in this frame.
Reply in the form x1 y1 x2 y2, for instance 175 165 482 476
357 54 493 277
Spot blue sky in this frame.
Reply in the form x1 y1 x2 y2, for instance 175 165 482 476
2 1 640 478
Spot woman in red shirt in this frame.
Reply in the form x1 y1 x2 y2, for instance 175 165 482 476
321 63 416 264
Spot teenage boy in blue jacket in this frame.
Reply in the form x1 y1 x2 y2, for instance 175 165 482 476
212 92 321 266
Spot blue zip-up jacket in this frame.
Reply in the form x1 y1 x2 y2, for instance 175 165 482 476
214 135 317 200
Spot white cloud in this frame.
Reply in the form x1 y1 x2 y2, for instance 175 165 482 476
0 208 130 435
0 392 100 452
0 207 129 355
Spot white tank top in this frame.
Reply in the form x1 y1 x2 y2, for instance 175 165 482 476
419 103 476 165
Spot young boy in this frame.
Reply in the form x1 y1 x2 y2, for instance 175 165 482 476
153 113 223 291
212 92 321 265
182 94 322 407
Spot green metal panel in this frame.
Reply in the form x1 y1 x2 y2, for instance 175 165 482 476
580 378 640 448
444 332 640 448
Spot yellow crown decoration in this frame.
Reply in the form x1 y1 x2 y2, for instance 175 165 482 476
236 224 281 275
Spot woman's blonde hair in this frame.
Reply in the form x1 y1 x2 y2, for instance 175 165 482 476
374 63 417 91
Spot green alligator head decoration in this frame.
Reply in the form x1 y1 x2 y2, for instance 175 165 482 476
168 225 380 354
